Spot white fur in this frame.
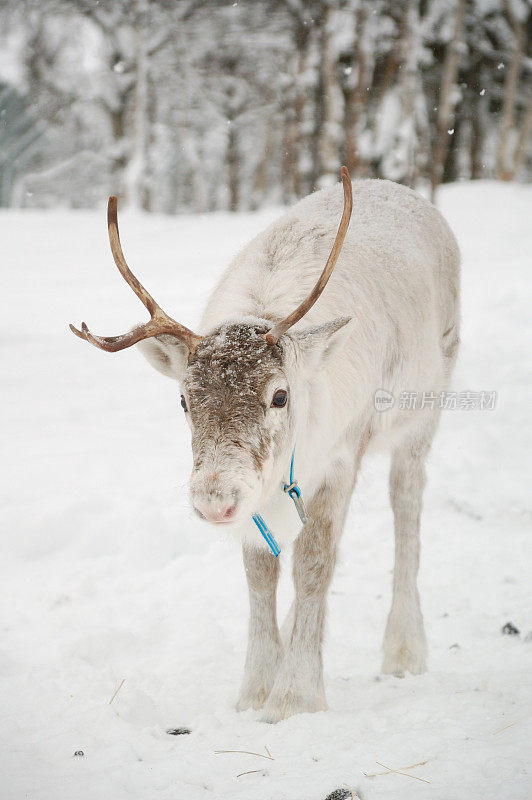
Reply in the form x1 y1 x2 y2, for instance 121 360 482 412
201 178 458 459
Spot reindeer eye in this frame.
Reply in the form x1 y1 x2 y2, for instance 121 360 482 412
180 394 188 412
271 389 288 408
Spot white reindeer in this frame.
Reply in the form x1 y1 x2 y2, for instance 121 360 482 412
71 168 460 723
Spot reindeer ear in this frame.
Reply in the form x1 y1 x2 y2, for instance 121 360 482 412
136 334 189 380
291 317 355 370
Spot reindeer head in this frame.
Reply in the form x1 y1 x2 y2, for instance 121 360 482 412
71 169 353 526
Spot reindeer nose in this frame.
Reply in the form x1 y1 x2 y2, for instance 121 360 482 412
193 496 239 524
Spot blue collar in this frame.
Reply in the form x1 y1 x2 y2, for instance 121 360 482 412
251 447 308 557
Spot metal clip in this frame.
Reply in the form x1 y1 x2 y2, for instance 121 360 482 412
284 481 308 524
291 491 308 524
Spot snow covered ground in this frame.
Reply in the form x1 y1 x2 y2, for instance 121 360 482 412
1 181 531 800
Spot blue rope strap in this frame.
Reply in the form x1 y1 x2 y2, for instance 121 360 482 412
251 446 308 557
251 513 281 558
283 447 308 524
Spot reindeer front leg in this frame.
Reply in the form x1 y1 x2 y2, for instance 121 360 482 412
261 476 351 723
237 544 283 711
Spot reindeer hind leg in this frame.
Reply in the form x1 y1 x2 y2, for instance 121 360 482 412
382 418 439 676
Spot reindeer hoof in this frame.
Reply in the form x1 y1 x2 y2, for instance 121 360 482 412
382 644 427 676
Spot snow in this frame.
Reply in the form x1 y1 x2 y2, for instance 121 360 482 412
1 181 531 800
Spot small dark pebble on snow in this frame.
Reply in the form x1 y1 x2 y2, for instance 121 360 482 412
166 727 191 736
74 751 84 757
501 622 520 636
324 791 353 800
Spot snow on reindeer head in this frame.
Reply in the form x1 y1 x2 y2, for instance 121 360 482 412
70 169 353 526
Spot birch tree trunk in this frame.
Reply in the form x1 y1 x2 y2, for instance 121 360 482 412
511 84 532 179
343 2 371 177
283 3 321 199
123 24 149 209
287 26 311 198
430 0 465 201
382 2 427 186
227 119 239 212
317 3 344 187
496 1 526 180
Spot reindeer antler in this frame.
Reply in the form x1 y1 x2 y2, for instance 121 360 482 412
264 166 353 346
70 196 203 355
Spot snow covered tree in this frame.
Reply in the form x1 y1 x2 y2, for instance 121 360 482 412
0 0 529 211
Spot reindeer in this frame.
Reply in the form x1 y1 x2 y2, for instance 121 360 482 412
71 167 460 723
